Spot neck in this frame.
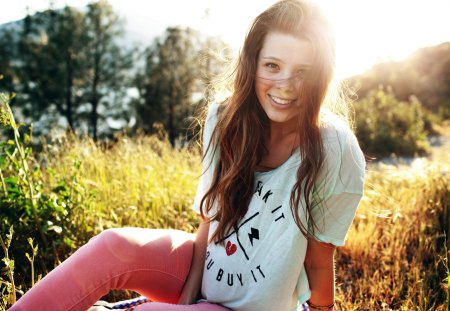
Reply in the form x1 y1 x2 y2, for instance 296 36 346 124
263 123 300 158
267 119 299 142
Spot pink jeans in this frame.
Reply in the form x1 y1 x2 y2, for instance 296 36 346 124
9 228 228 311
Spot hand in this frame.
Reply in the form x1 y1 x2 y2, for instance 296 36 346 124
177 289 198 305
177 221 209 305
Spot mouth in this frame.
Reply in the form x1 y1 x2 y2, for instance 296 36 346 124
269 95 296 106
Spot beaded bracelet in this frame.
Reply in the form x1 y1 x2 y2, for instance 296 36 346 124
113 297 148 309
93 297 149 310
306 300 336 311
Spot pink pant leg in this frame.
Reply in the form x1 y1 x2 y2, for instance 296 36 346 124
9 228 196 311
131 301 230 310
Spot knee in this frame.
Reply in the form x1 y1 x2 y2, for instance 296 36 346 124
92 228 195 262
93 228 142 262
94 228 125 246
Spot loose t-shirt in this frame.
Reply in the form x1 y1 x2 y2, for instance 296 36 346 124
193 102 365 311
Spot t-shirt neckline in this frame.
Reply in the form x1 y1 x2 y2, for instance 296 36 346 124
255 147 300 176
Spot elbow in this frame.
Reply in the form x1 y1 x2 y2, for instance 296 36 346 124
304 243 336 270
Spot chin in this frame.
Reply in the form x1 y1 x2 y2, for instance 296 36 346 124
265 111 297 125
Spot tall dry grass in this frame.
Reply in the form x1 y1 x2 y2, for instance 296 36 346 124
336 159 449 310
3 132 449 310
40 134 202 234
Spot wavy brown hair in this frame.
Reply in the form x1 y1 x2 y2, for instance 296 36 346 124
200 0 336 243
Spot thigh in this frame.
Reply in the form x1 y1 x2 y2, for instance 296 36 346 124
10 228 195 311
97 228 195 302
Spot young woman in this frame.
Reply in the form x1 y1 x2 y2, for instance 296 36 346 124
9 1 365 310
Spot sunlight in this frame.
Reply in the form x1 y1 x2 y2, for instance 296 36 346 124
2 0 450 79
321 0 450 78
196 0 450 78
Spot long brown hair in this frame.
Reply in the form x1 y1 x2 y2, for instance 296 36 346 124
200 0 336 243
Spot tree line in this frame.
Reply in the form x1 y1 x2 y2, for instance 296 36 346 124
1 0 448 156
0 0 230 144
347 42 450 157
349 42 450 119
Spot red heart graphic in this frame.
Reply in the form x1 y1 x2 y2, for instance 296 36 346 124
225 241 237 256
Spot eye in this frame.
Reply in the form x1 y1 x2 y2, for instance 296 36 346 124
264 62 280 70
296 68 308 79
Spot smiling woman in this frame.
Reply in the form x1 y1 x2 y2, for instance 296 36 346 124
255 32 314 125
8 1 366 311
8 1 365 311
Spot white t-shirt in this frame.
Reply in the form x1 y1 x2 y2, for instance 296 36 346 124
193 102 365 311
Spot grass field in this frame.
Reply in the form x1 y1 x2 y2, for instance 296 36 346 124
1 132 449 310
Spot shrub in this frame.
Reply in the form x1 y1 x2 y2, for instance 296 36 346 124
354 87 430 158
0 93 96 308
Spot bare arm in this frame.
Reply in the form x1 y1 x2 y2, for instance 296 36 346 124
178 219 210 305
304 238 336 310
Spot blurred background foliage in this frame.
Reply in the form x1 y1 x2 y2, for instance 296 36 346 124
353 88 432 157
0 0 448 156
0 0 231 144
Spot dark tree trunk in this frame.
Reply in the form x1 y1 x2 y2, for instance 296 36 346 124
65 51 74 130
168 98 175 146
91 32 100 141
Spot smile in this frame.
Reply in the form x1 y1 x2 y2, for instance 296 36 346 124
269 95 295 105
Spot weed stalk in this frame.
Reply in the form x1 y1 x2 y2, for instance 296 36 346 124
0 227 16 305
0 93 47 248
25 238 38 287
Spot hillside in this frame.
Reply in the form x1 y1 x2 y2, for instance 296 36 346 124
348 42 450 117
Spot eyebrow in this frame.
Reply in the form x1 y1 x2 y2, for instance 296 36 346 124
260 56 312 68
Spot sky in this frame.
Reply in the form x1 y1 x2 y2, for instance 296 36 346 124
2 0 450 78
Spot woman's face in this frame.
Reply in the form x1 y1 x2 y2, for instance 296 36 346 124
255 31 314 128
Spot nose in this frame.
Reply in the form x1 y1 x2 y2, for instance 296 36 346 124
276 76 296 94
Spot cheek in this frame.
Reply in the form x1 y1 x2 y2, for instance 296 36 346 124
254 80 264 100
256 85 271 109
255 78 272 98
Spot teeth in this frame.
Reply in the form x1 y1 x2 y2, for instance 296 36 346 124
270 95 294 105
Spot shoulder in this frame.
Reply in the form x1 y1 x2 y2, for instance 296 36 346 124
202 102 222 155
319 109 353 143
206 101 220 119
319 109 366 194
319 110 362 159
205 101 220 127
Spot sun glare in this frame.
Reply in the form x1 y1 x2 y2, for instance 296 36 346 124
198 0 449 79
320 0 450 78
3 0 450 79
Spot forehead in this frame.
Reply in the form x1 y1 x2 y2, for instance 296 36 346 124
259 32 314 66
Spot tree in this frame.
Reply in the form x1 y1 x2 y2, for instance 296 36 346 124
44 6 87 131
13 7 88 133
10 1 134 138
15 10 51 126
0 26 17 93
134 27 231 145
83 0 134 140
134 27 200 145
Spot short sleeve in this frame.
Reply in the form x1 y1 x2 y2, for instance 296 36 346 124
192 102 219 215
311 192 362 246
311 121 366 246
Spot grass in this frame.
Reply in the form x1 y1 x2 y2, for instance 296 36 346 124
40 134 201 233
336 158 449 310
1 131 449 310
